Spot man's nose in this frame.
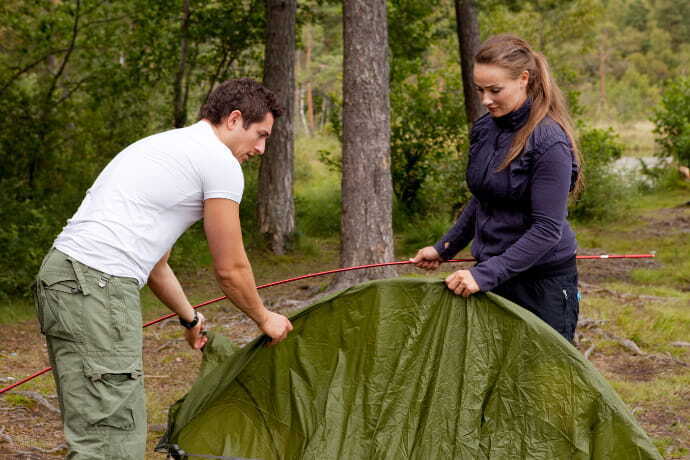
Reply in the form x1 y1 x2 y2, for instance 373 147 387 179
255 140 266 155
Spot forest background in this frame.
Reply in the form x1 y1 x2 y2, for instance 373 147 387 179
1 0 690 457
0 0 688 298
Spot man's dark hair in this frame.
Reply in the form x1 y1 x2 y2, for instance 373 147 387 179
199 78 283 127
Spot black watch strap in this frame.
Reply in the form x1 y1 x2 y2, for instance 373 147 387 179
179 310 199 329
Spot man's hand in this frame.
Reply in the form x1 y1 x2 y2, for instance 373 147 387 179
410 246 442 270
257 311 293 346
445 269 480 297
184 312 208 350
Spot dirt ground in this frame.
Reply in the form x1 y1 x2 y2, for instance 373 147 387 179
1 207 689 459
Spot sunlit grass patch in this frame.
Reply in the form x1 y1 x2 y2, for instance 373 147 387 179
3 393 36 409
594 120 657 159
580 292 690 354
0 298 35 325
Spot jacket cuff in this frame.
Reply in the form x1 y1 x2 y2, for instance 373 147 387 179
469 260 506 292
433 240 455 261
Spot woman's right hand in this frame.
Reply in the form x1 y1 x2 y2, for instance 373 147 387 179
410 246 442 270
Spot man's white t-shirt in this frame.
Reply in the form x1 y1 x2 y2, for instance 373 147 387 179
54 120 243 287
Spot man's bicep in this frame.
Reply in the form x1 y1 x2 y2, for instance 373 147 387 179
203 198 244 266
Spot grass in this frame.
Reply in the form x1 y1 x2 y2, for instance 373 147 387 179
0 297 35 325
593 119 658 158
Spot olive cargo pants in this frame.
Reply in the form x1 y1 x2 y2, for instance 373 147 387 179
35 248 146 459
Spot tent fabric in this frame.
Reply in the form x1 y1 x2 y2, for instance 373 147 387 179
158 278 661 459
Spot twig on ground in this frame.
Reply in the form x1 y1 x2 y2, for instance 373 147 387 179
591 327 645 355
0 426 13 443
29 443 67 454
0 406 30 414
584 344 596 360
578 282 668 302
653 352 689 368
671 341 690 348
148 423 167 432
156 340 177 353
577 317 608 329
9 443 68 459
15 391 60 415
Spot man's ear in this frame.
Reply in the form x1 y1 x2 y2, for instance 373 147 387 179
224 110 243 131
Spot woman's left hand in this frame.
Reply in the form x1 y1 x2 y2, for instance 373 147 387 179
445 270 480 297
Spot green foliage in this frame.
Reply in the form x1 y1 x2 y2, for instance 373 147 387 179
390 73 470 218
387 0 471 219
0 0 268 297
653 76 690 166
607 68 660 121
295 179 341 238
570 127 628 222
395 213 454 257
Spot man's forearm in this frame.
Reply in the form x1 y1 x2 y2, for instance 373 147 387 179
148 262 195 322
215 263 270 325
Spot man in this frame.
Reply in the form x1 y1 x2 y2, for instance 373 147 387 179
34 78 293 458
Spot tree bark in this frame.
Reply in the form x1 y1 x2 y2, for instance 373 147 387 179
454 0 485 126
259 0 296 254
305 28 315 133
173 0 191 128
334 0 396 289
598 40 608 114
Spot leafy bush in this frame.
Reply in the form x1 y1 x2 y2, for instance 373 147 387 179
653 76 690 166
390 72 471 219
295 179 341 238
570 127 630 222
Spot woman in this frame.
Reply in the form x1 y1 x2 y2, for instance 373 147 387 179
412 34 583 341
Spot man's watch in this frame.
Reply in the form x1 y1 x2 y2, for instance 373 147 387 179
179 310 199 330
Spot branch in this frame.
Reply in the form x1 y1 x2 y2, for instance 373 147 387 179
0 426 12 443
81 15 128 30
56 74 93 105
15 391 60 415
0 49 70 97
45 0 82 106
80 0 111 17
591 327 645 355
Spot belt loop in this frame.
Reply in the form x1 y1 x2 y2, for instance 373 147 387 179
67 258 91 296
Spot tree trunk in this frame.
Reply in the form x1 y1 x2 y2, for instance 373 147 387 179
259 0 296 255
173 0 191 128
305 28 315 133
298 85 308 132
454 0 485 126
598 41 608 114
334 0 396 289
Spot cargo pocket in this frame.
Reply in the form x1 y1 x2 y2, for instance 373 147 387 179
81 357 144 432
35 271 84 342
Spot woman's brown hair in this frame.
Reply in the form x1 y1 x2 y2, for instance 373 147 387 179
475 34 583 194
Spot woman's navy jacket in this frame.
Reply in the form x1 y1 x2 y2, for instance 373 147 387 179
433 100 579 291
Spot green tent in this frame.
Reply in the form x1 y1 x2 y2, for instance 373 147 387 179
158 278 661 459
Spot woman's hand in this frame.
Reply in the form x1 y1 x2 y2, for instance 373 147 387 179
410 246 442 270
445 270 480 297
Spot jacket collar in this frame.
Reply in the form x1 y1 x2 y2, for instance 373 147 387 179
493 98 531 132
